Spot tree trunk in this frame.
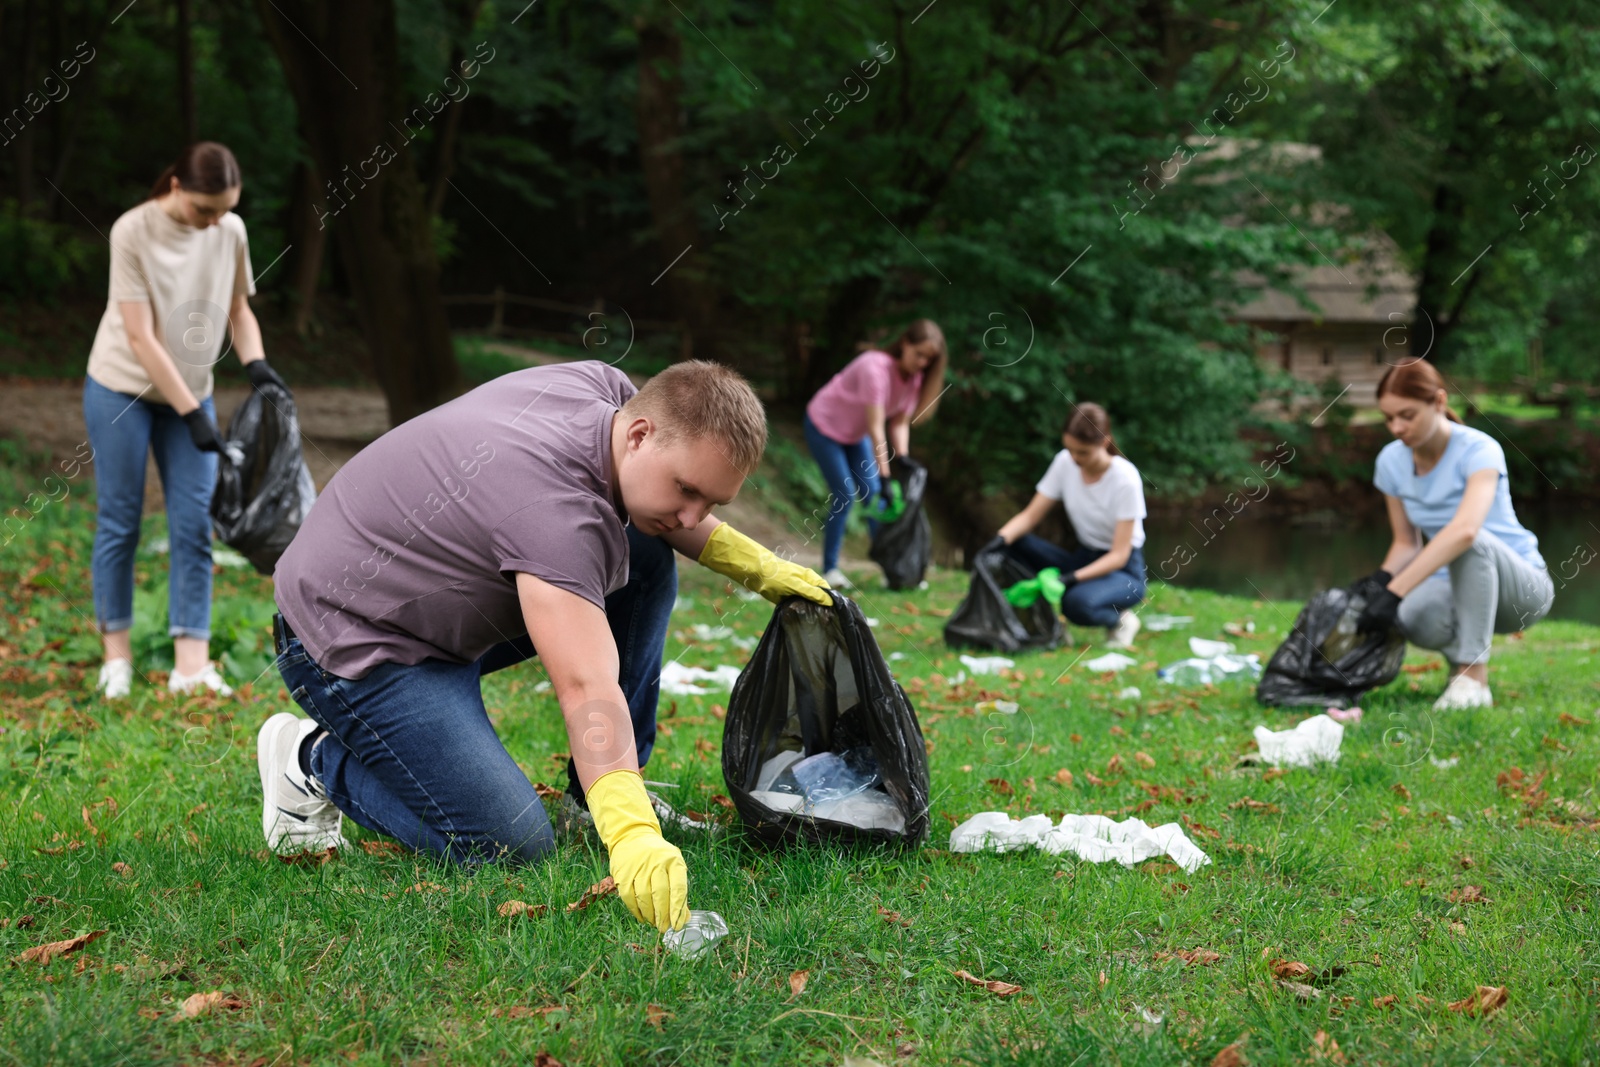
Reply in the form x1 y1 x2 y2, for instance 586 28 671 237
176 0 196 144
254 0 461 426
13 0 38 212
284 159 327 336
634 12 719 361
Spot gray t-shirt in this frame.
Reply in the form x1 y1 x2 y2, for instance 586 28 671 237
275 362 637 679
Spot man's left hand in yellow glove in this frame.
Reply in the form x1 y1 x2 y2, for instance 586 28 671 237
691 520 833 605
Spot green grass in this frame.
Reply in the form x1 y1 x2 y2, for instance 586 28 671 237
4 453 1600 1065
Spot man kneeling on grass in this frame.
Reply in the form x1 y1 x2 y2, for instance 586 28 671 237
256 360 831 932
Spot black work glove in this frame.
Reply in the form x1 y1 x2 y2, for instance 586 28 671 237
246 359 290 395
182 408 223 453
1356 586 1402 633
980 535 1008 557
1059 569 1081 591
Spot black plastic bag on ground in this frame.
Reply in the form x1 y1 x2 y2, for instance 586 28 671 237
1256 577 1406 707
868 456 932 590
211 382 316 577
943 549 1065 653
722 593 930 848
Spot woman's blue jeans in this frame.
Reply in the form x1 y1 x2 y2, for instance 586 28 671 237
803 414 881 573
1005 535 1147 628
274 523 677 866
83 376 217 639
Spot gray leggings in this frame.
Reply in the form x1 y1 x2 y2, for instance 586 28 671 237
1397 529 1554 668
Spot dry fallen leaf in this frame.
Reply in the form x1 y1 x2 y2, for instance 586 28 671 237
1262 768 1288 781
1069 733 1083 744
1134 751 1156 769
277 847 337 866
645 1003 671 1029
952 969 1022 995
498 900 549 919
1310 1030 1347 1064
1106 754 1124 774
1448 985 1508 1017
1182 812 1222 840
566 876 616 912
13 929 107 965
534 1053 565 1067
1449 921 1468 935
1277 979 1322 1001
111 862 132 876
877 906 910 927
1392 783 1412 801
493 1004 565 1020
1229 797 1281 814
710 794 735 810
1211 1037 1249 1066
1053 768 1075 787
1084 772 1108 787
359 840 406 856
1447 885 1489 904
1269 958 1311 979
1558 712 1591 727
178 991 245 1019
986 778 1014 797
789 969 810 998
1372 994 1398 1009
406 881 448 894
533 782 564 801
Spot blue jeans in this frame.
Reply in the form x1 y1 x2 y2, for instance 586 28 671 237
1005 535 1147 628
803 414 881 573
273 523 677 866
83 376 217 639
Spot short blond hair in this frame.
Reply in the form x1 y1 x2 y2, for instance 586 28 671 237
621 360 768 473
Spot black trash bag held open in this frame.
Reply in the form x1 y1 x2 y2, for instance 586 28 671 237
722 594 930 848
211 382 316 576
868 456 932 590
943 549 1064 653
1256 577 1405 708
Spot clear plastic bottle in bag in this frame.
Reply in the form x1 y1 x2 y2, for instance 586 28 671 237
770 747 881 805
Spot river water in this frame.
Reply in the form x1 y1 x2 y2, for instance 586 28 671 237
1143 501 1600 625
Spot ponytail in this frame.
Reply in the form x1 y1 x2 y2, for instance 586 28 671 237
1376 358 1460 422
1063 402 1120 455
145 142 242 202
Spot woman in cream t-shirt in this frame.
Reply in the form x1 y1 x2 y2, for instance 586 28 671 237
987 402 1149 649
83 141 292 699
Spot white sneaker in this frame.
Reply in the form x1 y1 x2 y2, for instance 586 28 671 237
257 712 347 854
169 662 234 697
1105 610 1141 650
823 568 853 589
97 659 134 700
1433 674 1493 712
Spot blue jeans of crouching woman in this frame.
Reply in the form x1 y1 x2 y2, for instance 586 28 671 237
1003 536 1147 628
83 376 218 639
273 523 677 865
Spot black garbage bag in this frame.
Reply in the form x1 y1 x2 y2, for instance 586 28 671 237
211 382 316 577
722 593 930 848
1256 577 1406 707
943 549 1065 653
868 456 932 590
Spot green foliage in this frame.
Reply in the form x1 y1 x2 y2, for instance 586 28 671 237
0 201 101 299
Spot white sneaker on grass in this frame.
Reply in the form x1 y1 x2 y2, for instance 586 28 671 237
257 712 348 854
1105 610 1141 650
170 662 234 697
97 659 134 700
1433 674 1492 712
823 568 853 589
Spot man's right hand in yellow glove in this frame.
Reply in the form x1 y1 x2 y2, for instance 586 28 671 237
586 769 689 933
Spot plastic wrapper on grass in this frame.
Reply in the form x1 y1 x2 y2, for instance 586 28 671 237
211 381 317 577
722 593 930 847
943 549 1064 653
869 456 933 590
1256 578 1406 708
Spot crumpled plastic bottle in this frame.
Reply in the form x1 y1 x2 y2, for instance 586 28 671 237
662 910 729 960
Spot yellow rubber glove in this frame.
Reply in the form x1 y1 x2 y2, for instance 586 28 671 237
698 522 832 605
586 769 689 932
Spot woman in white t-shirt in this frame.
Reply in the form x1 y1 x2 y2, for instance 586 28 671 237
82 142 292 700
1355 358 1553 711
987 403 1147 648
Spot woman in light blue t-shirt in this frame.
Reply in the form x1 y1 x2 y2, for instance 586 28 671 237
1357 359 1553 711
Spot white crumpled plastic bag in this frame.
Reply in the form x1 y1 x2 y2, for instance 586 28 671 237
949 811 1211 873
1253 713 1344 768
659 661 742 695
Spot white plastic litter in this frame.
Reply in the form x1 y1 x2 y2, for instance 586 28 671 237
888 651 908 661
1143 614 1193 631
812 790 905 832
1188 637 1235 658
1252 713 1344 768
1118 687 1142 700
748 789 806 813
659 662 742 694
533 680 552 693
866 617 881 628
960 655 1014 675
731 635 759 652
950 811 1211 873
1158 653 1261 685
1430 755 1460 770
662 910 729 960
690 624 735 641
976 699 1020 715
1084 652 1137 673
754 750 804 791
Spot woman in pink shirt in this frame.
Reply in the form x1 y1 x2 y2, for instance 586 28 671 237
804 319 947 586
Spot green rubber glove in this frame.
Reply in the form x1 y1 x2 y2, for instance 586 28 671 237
1005 567 1066 611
